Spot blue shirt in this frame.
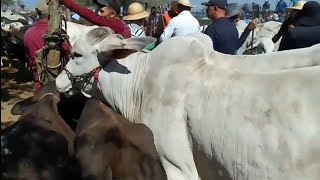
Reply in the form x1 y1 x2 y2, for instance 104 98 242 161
204 18 250 55
276 1 288 13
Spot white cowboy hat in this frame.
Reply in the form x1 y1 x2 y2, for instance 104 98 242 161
35 0 49 17
171 0 196 11
287 1 306 10
123 2 149 21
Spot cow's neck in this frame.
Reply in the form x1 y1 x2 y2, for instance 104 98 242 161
97 52 148 123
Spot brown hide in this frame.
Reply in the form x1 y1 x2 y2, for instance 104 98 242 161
11 81 77 155
75 98 167 180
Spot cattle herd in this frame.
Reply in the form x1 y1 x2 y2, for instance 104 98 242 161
1 81 167 179
1 9 320 180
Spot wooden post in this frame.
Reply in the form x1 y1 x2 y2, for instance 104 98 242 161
65 8 72 21
40 0 62 83
48 0 60 34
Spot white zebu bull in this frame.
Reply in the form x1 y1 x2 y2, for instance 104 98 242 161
1 19 97 67
55 28 320 180
1 11 27 32
237 20 282 55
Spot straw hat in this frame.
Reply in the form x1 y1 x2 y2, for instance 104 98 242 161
287 1 306 10
294 1 320 26
171 0 196 11
123 2 149 21
35 0 49 17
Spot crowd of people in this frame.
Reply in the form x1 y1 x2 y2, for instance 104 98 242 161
243 0 306 22
20 0 320 91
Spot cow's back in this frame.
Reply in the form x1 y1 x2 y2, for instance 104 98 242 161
1 115 71 180
75 99 167 180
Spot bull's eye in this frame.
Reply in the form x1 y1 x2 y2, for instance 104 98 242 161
73 52 83 58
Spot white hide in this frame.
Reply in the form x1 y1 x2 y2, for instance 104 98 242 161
56 32 320 180
237 21 282 54
62 22 98 46
1 12 26 32
1 20 99 45
1 11 26 21
1 21 24 32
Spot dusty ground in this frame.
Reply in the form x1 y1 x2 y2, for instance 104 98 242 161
1 66 35 129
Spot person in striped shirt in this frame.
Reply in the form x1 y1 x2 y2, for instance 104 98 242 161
123 2 149 38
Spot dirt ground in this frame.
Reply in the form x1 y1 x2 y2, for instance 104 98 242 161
1 66 35 129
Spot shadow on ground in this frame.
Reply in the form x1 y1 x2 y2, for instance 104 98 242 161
1 67 34 104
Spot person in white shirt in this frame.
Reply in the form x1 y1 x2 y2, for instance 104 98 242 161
123 2 149 38
160 0 200 42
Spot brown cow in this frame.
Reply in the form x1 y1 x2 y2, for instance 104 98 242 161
10 81 77 154
74 98 167 180
1 81 87 180
11 81 89 131
1 114 73 180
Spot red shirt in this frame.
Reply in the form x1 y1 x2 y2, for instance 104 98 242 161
62 0 131 38
24 20 71 90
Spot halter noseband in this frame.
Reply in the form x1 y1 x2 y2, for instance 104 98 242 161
64 66 101 92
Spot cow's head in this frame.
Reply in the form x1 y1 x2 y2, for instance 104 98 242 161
11 81 60 116
55 27 156 96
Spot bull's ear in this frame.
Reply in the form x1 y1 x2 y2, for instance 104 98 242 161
98 36 157 52
120 37 157 51
11 97 35 115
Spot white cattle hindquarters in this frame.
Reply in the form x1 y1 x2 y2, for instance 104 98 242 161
184 66 320 180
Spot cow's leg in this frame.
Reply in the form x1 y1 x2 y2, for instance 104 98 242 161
143 106 200 180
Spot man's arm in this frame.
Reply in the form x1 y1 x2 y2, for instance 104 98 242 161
160 18 175 42
237 21 257 49
237 28 251 49
204 25 216 49
61 0 108 26
272 19 289 43
61 0 128 37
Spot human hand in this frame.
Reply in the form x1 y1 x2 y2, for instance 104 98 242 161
247 20 257 30
288 24 295 29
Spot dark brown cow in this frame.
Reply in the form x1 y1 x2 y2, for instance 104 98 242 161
1 114 73 180
10 81 77 154
1 81 88 180
74 98 167 180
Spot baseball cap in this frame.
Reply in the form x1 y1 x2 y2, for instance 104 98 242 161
94 0 121 14
201 0 228 10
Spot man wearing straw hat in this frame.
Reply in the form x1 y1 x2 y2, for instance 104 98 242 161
272 1 306 46
123 2 149 38
159 0 200 42
281 1 320 50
